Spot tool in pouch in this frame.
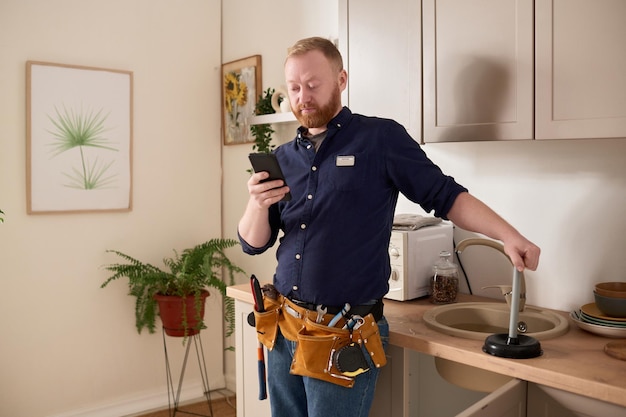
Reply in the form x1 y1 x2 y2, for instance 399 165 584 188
333 314 369 378
250 274 268 400
328 303 351 327
316 305 327 323
310 303 370 379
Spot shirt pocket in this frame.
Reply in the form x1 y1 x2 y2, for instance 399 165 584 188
329 153 368 191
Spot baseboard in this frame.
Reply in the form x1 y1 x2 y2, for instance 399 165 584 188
47 379 226 417
224 372 237 393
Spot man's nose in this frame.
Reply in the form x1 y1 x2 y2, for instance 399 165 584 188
299 88 312 104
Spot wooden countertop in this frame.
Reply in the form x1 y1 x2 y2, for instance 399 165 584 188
227 284 626 408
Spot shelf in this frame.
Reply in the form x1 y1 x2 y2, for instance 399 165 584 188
248 112 297 125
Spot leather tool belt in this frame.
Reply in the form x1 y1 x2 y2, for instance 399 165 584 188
253 292 387 388
289 297 384 322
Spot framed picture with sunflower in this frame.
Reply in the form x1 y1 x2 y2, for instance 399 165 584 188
26 61 133 214
222 55 262 145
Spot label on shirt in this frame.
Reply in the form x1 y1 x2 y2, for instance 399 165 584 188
336 155 355 167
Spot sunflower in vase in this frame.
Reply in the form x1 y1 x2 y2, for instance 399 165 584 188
223 71 249 143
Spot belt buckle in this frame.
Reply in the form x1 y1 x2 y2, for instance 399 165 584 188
292 298 310 309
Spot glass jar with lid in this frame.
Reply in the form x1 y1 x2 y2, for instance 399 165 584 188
429 251 459 304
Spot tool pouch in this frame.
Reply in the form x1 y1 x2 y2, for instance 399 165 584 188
254 294 311 350
278 297 310 342
290 313 387 388
292 317 355 387
353 314 387 370
253 296 282 350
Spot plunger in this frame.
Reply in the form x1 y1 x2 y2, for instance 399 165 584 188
482 268 542 359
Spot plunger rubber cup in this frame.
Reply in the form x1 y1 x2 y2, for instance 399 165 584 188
483 268 542 358
483 333 543 359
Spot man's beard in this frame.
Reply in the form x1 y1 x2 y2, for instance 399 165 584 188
293 86 342 129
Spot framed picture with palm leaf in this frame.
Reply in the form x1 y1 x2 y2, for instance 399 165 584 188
26 61 133 214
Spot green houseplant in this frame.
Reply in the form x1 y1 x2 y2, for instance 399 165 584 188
250 87 276 154
101 238 245 340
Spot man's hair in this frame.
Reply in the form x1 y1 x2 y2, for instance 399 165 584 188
286 37 344 72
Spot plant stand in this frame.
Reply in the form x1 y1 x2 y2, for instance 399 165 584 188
162 330 214 417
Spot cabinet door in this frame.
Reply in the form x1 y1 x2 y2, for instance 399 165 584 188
535 0 626 140
339 0 422 140
234 300 271 417
368 345 417 417
423 0 533 142
455 378 527 417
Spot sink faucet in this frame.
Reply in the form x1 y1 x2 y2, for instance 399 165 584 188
455 238 526 311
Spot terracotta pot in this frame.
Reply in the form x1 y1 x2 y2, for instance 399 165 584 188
154 290 210 337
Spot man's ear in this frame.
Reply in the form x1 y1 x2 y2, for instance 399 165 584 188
338 69 348 92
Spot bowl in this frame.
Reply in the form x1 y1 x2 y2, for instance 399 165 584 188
595 282 626 299
594 291 626 318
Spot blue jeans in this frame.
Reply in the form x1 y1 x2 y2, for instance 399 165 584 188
267 317 389 417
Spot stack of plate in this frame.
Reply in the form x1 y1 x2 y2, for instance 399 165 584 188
570 302 626 338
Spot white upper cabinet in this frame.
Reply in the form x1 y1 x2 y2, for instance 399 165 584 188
535 0 626 140
339 0 422 140
423 0 534 143
342 0 626 142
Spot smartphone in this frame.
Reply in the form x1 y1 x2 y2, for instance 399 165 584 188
248 153 292 202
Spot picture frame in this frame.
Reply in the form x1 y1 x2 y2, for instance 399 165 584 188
221 55 262 145
26 61 133 214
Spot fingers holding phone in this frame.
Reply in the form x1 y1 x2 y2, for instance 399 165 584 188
248 172 290 206
248 153 292 202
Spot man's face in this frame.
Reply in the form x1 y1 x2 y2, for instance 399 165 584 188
285 50 347 131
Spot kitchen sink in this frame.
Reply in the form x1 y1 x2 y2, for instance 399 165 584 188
423 302 569 341
424 302 569 392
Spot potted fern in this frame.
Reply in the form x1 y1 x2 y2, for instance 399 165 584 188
101 238 245 340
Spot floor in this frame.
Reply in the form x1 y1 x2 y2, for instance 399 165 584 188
133 390 236 417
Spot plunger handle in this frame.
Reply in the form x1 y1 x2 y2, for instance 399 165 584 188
507 268 522 343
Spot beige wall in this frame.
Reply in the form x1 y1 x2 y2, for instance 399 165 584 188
0 1 223 416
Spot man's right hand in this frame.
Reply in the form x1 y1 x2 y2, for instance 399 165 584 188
237 172 289 249
247 171 290 209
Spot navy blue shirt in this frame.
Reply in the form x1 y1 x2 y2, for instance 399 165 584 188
240 107 467 306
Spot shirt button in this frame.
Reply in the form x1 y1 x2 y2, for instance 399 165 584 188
292 285 298 291
337 123 341 128
311 166 317 171
300 223 306 229
307 144 312 149
307 194 313 200
295 253 301 260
